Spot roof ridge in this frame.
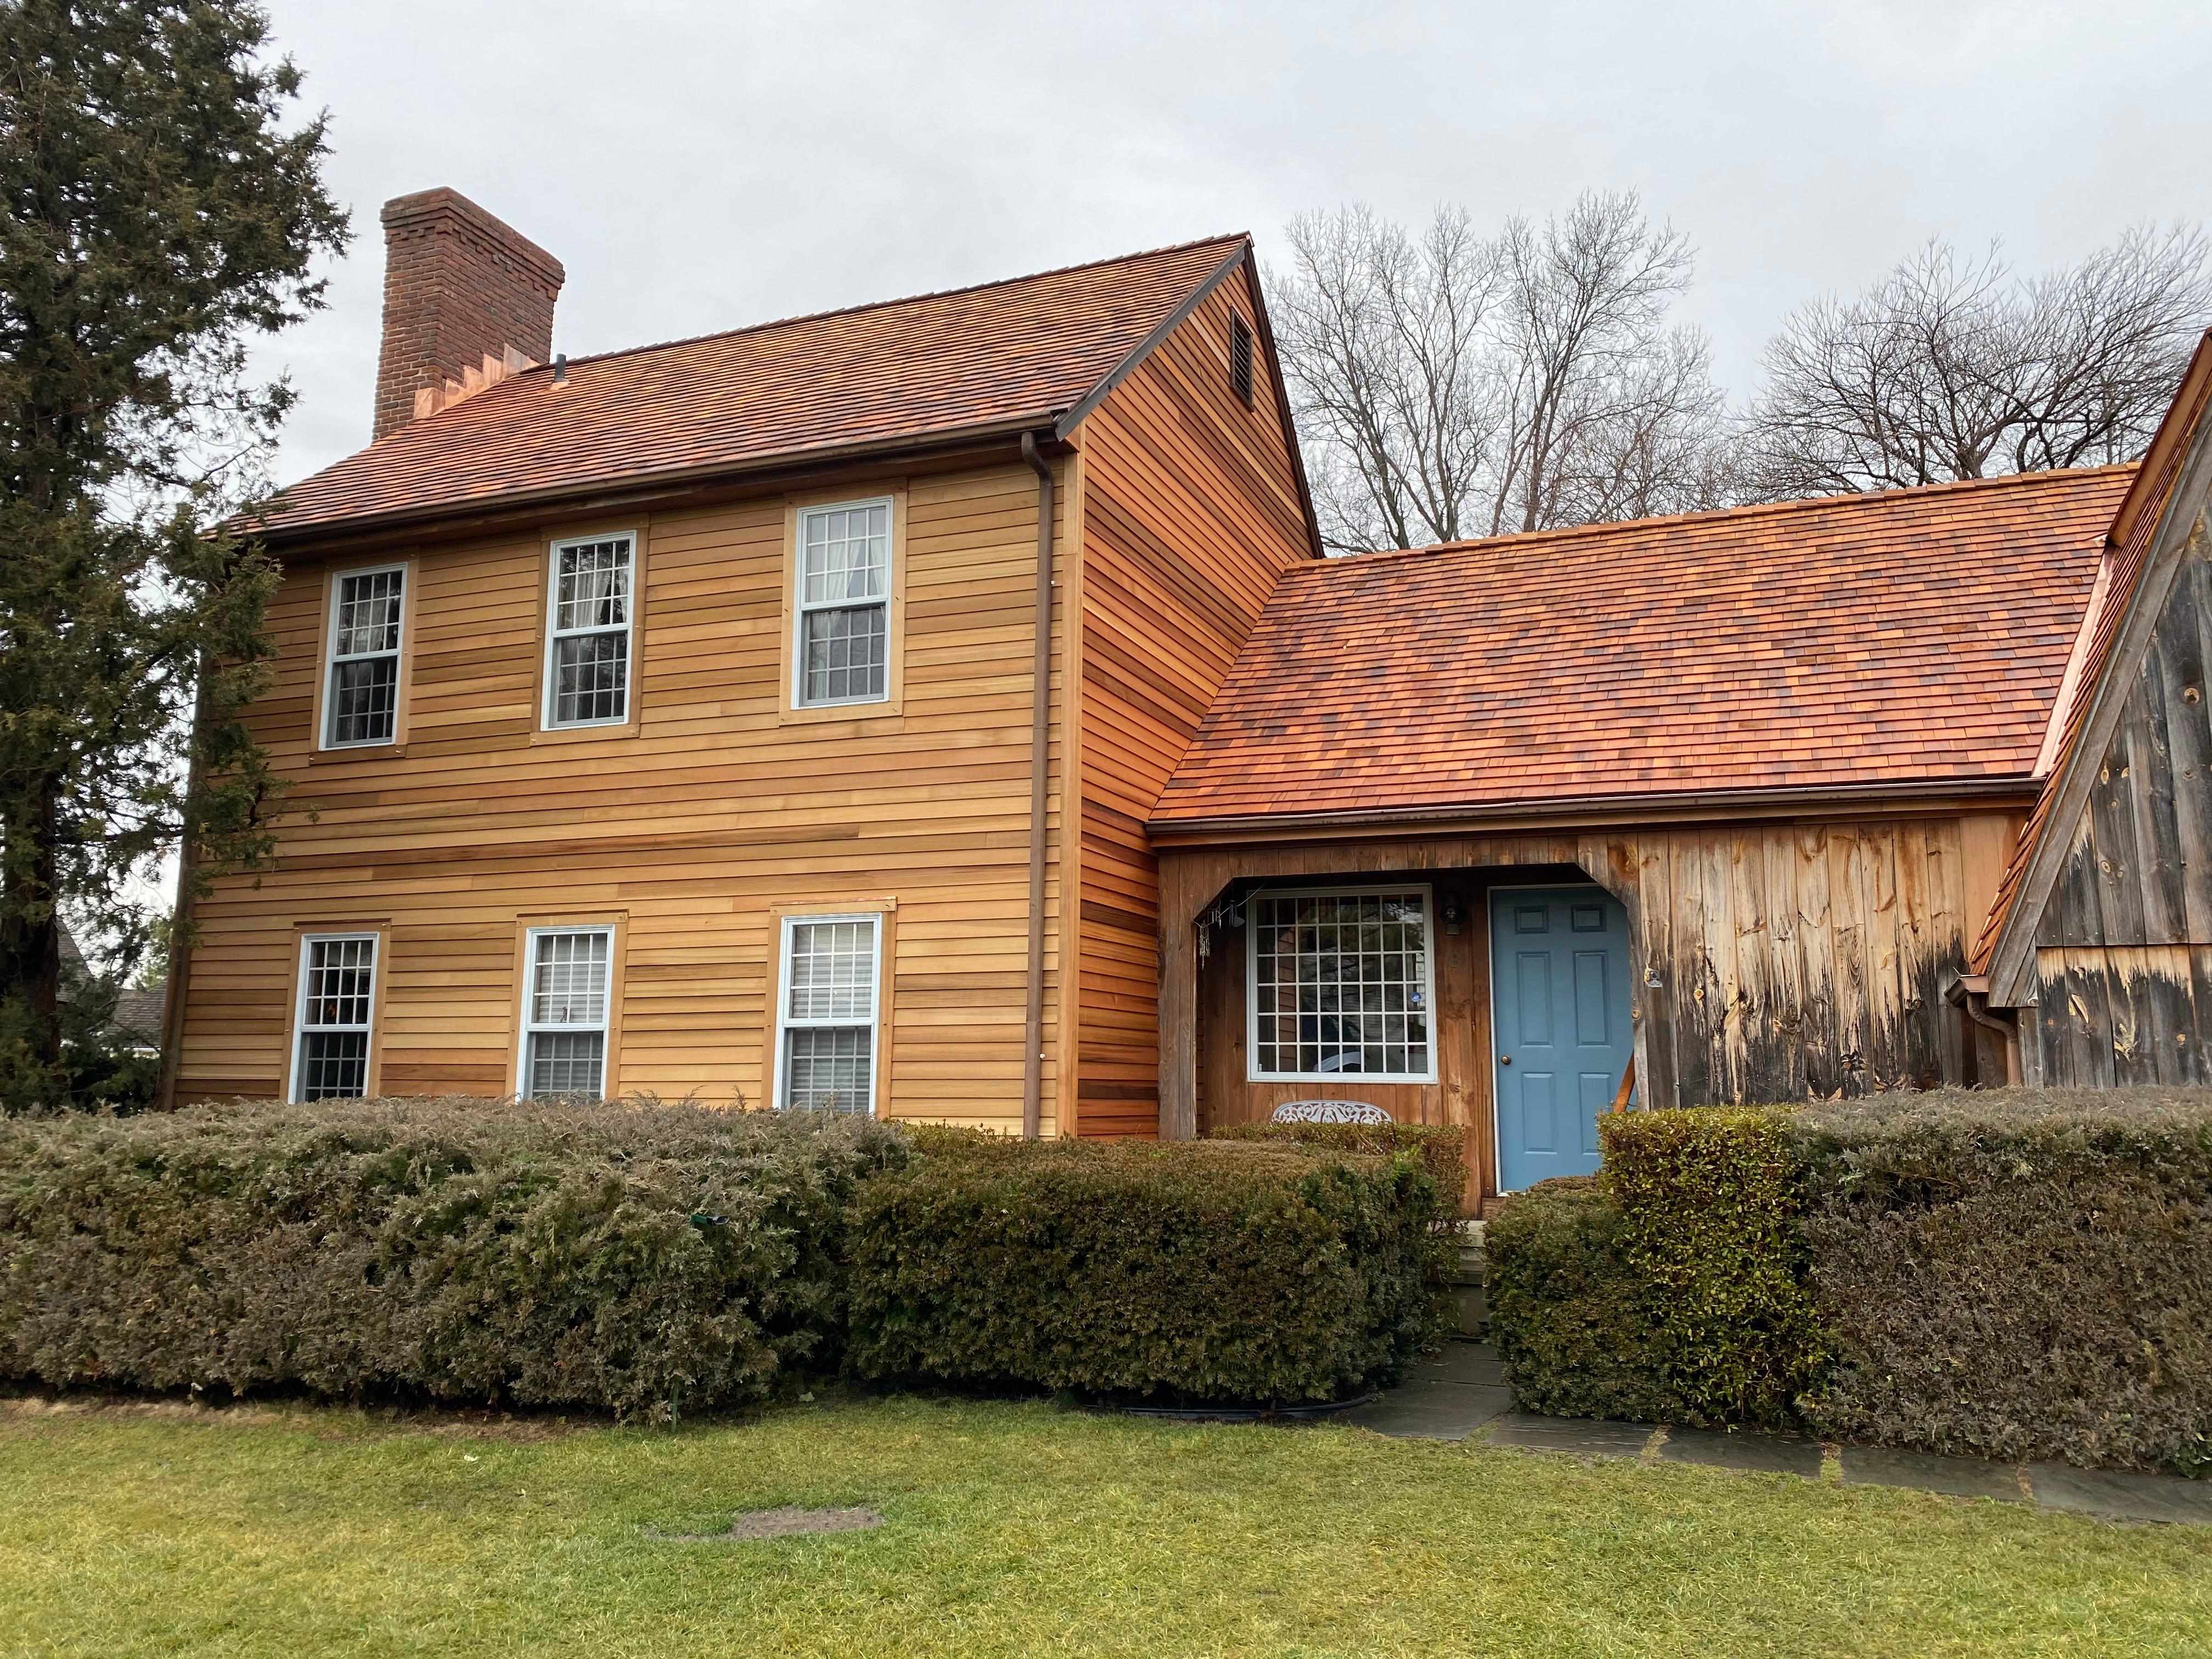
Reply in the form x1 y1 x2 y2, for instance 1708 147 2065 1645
527 231 1253 379
1290 463 2143 575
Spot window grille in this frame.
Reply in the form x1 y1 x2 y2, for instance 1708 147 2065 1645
1229 315 1255 407
779 915 880 1113
293 934 377 1101
794 500 890 707
1249 889 1433 1080
324 567 405 746
545 535 633 727
521 928 612 1097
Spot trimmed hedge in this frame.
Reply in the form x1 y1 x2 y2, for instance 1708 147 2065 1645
1207 1120 1467 1214
1797 1088 2212 1474
0 1098 906 1421
1488 1110 1822 1428
845 1127 1451 1404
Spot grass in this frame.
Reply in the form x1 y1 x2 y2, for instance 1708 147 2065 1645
3 1391 2209 1658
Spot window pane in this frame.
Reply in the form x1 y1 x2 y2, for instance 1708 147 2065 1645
329 656 398 745
553 631 629 725
528 1030 606 1097
298 1031 369 1101
800 505 888 605
1250 892 1429 1077
556 539 630 631
531 932 610 1026
801 603 888 704
303 936 375 1028
787 919 876 1020
784 1025 873 1113
335 569 404 657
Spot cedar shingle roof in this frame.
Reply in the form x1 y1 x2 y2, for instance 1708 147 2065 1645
256 235 1249 535
1153 466 2135 827
1970 334 2212 974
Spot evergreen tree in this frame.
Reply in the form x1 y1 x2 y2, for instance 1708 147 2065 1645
0 0 346 1108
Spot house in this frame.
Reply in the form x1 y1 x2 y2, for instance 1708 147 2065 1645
162 187 2212 1207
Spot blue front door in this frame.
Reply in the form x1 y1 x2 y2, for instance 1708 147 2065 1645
1491 885 1634 1191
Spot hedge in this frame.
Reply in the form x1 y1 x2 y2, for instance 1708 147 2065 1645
1487 1110 1822 1428
845 1127 1451 1404
1206 1120 1467 1214
0 1098 906 1421
1797 1087 2212 1474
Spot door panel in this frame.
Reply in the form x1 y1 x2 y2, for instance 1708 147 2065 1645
1492 884 1634 1190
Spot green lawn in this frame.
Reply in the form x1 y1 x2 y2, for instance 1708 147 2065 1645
3 1392 2208 1658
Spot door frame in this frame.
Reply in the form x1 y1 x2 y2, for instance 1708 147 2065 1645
1485 879 1632 1194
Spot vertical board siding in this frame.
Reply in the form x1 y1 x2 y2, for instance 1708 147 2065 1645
1073 270 1313 1136
178 461 1070 1127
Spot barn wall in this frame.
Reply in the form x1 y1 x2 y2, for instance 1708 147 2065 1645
2024 541 2212 1085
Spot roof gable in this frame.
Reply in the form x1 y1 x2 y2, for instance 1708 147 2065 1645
1153 466 2131 829
256 235 1251 538
1976 334 2212 996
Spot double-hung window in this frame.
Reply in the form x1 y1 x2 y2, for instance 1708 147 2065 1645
324 566 405 747
777 915 881 1113
292 934 378 1101
520 927 613 1097
1248 888 1435 1082
793 499 891 707
544 534 634 727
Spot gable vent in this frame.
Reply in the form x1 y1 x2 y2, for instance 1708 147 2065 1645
1229 314 1255 407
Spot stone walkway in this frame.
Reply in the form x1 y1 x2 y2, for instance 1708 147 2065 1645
1341 1342 2212 1527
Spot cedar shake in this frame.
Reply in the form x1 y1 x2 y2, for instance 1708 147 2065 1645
372 188 565 441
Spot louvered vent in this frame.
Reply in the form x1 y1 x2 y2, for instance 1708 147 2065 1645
1229 314 1255 407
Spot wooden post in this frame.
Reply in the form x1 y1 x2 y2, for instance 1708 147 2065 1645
1156 856 1199 1141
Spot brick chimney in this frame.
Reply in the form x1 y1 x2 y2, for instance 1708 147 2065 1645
373 188 565 439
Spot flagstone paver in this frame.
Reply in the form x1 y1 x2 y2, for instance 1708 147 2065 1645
1660 1426 1824 1479
2027 1463 2212 1526
1841 1445 2026 1503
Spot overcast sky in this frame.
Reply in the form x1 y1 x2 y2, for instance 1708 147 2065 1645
254 0 2212 489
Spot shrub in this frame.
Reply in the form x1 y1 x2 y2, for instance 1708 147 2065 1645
1601 1107 1825 1427
845 1129 1449 1404
1796 1087 2212 1474
1207 1120 1467 1214
0 1097 906 1421
1485 1177 1679 1421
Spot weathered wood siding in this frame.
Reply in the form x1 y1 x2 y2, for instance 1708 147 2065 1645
1070 267 1314 1136
1162 810 2020 1188
176 459 1070 1126
2025 541 2212 1085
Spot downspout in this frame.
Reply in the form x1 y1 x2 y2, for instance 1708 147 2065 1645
1019 432 1055 1140
1946 974 2023 1088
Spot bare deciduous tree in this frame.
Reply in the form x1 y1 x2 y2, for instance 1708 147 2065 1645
1747 226 2212 498
1271 192 1731 552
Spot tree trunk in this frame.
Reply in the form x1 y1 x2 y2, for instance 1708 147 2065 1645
0 781 66 1105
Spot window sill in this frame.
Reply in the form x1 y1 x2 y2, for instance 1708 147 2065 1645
307 742 408 765
776 698 904 728
529 720 641 746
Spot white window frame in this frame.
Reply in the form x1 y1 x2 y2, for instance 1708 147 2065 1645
1245 884 1439 1085
791 496 895 710
289 932 380 1103
321 562 407 749
516 925 616 1098
541 532 636 730
775 912 883 1114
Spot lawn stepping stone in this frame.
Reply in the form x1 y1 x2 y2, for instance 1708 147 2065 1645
2026 1464 2212 1527
1481 1413 1655 1460
1657 1427 1822 1479
1838 1445 2025 1503
1341 1379 1513 1442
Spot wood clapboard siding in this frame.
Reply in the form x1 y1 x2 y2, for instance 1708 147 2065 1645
1161 810 2018 1183
1071 270 1313 1136
177 459 1070 1125
2025 538 2212 1085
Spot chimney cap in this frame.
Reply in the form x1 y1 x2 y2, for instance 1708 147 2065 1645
380 187 565 286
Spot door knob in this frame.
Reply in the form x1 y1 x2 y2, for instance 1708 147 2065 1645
1500 1056 1512 1065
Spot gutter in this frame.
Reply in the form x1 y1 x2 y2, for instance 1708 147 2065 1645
1946 973 2023 1087
1019 432 1055 1141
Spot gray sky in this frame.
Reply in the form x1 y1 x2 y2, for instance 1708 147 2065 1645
256 0 2212 489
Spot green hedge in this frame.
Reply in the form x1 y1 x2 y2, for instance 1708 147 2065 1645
846 1127 1450 1404
0 1098 905 1421
1797 1088 2212 1474
1488 1110 1823 1428
1207 1120 1466 1214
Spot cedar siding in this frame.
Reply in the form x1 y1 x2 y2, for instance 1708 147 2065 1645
177 458 1072 1127
1070 266 1316 1137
